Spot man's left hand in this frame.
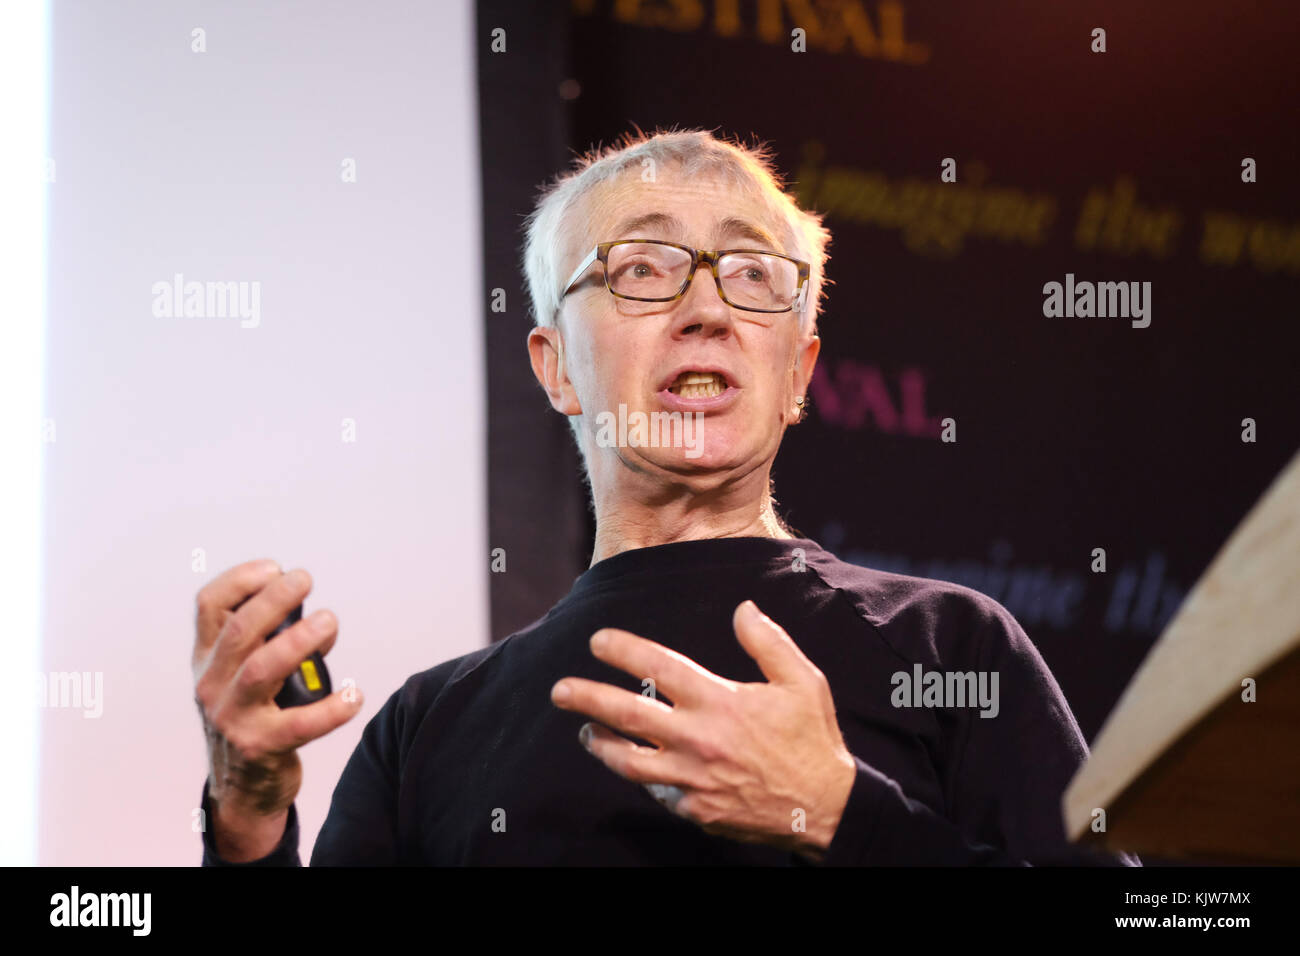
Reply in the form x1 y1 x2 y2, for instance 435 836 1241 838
550 600 857 861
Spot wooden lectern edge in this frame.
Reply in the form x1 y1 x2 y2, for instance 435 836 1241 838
1062 634 1300 845
1061 451 1300 845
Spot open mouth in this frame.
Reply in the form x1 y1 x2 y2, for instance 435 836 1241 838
667 371 729 399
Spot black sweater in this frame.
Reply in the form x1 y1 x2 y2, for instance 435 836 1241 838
199 537 1140 866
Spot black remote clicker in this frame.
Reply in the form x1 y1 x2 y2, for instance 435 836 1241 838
231 597 332 708
265 604 332 708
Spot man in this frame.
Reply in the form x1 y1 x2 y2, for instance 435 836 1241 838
192 128 1139 865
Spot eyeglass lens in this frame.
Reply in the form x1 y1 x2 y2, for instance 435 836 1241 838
606 242 799 311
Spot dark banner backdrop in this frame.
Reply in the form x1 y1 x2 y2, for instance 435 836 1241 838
479 1 1299 746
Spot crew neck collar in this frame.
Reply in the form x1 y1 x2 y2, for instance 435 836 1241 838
567 536 824 600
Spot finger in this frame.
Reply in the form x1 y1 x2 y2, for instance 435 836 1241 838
551 677 682 748
260 686 366 754
194 559 282 656
579 722 699 788
731 600 814 686
231 608 339 706
208 568 313 683
644 783 689 816
588 628 721 707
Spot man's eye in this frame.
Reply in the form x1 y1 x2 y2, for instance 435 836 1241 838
616 259 661 280
725 259 769 282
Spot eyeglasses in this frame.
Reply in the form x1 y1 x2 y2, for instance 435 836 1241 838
559 239 811 315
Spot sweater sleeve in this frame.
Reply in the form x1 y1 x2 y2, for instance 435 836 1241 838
820 597 1141 867
198 686 407 867
818 756 1025 864
199 778 302 866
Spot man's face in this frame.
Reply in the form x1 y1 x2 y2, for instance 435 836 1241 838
536 165 820 485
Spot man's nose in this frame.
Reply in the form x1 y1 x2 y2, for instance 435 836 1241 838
670 262 733 337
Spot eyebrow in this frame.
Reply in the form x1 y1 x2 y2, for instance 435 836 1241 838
609 212 781 251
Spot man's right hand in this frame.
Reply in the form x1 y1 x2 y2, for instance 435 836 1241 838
192 561 364 862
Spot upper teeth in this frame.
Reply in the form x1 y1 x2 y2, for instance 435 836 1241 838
673 372 723 387
670 372 726 397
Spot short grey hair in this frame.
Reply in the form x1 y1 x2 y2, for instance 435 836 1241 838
521 127 832 333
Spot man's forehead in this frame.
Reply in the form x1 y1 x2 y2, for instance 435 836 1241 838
575 171 785 252
608 211 779 249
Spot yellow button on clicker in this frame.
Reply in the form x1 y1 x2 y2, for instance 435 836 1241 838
300 660 322 691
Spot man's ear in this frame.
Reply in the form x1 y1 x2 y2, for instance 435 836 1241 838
791 333 821 422
528 324 582 416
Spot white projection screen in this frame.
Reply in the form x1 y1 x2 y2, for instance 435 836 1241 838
37 0 486 864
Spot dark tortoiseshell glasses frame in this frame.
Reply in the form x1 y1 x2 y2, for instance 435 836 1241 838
559 239 812 315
